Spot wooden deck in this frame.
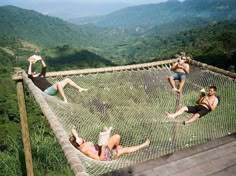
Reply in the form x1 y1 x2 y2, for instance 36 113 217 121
104 133 236 176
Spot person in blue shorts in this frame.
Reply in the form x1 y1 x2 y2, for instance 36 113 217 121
168 54 190 93
27 55 88 103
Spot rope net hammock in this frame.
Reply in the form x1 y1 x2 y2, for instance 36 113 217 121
21 59 236 176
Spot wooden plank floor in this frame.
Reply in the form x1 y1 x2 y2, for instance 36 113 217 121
104 133 236 176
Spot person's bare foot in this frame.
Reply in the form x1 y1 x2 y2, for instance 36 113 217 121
79 88 88 92
143 139 150 147
176 89 181 93
165 112 175 119
64 99 68 103
172 88 178 92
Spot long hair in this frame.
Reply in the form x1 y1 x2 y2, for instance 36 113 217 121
69 136 80 149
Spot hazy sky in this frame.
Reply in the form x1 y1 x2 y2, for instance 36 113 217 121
1 0 169 5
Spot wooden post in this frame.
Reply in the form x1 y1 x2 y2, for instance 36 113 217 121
172 92 182 146
16 77 34 176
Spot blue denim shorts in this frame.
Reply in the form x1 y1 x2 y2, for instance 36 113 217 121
172 72 187 80
44 86 57 95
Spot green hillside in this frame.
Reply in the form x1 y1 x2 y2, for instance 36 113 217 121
0 37 114 176
0 1 236 175
0 5 85 47
85 20 236 70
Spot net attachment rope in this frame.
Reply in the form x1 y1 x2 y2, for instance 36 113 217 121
22 59 236 176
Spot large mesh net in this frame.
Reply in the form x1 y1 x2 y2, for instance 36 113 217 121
29 64 236 175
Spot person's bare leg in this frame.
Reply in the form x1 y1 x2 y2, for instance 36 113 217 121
54 83 68 102
107 134 121 149
177 79 186 93
116 139 150 157
183 113 200 125
165 106 188 119
60 78 88 92
168 76 177 91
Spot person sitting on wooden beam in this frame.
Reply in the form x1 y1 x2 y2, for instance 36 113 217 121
167 52 190 93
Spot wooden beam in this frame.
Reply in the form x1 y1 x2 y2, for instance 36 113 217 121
16 80 34 176
22 72 87 176
188 59 236 79
12 59 177 81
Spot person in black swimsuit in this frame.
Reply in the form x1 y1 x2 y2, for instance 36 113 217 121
27 55 88 102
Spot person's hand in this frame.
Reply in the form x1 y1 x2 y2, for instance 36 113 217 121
177 64 184 69
34 55 42 61
28 55 42 64
204 96 210 105
28 56 36 64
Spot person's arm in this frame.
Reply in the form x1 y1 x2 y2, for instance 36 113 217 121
37 57 47 76
196 96 204 104
84 150 101 160
40 58 46 68
178 63 189 74
171 63 178 71
182 64 190 74
205 97 218 111
28 61 33 75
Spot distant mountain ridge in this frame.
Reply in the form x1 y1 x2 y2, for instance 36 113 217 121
0 5 85 47
69 0 236 29
1 1 236 68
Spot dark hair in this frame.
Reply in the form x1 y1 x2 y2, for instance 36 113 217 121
69 136 80 148
209 86 217 91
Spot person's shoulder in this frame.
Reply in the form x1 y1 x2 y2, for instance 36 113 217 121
80 143 90 150
184 63 190 66
214 95 219 100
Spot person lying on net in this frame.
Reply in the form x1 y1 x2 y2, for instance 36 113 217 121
166 86 219 125
27 55 88 103
167 52 190 93
69 128 150 161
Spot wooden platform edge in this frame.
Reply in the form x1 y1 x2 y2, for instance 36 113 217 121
103 133 236 176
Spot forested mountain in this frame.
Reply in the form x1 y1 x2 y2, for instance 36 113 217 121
70 0 236 32
0 5 86 47
1 1 236 175
98 20 236 70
